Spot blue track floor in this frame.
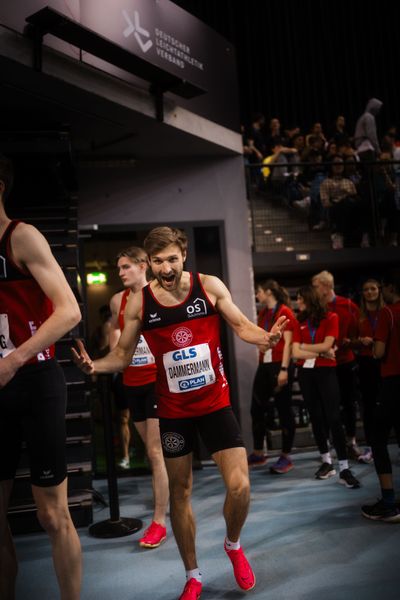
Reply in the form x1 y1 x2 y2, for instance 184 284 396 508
14 447 400 600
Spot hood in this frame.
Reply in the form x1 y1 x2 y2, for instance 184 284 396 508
365 98 383 116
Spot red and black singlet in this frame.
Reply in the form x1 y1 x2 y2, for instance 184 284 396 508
0 220 54 363
141 273 230 418
118 288 156 386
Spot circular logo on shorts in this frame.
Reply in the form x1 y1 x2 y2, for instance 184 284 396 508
162 432 185 454
171 326 193 347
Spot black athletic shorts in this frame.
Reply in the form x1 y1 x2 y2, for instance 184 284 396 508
159 406 244 458
123 382 158 422
0 359 67 487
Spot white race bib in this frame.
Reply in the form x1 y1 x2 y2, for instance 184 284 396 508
303 358 316 369
163 343 216 394
130 334 155 367
0 314 16 358
263 349 272 363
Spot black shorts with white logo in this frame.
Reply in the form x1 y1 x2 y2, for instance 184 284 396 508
123 382 158 422
0 359 67 487
159 406 244 458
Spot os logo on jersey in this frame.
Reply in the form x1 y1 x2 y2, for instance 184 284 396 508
171 326 193 348
186 297 207 318
162 432 185 454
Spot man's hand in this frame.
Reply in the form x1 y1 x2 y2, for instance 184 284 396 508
71 339 95 375
359 336 373 347
0 354 19 389
267 315 288 347
277 369 288 387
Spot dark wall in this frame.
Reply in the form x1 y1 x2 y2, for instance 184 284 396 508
174 0 400 134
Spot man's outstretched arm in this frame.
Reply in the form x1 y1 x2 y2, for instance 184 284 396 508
203 275 287 347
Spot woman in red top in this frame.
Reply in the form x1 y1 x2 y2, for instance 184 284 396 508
356 278 385 464
292 286 360 488
248 280 296 474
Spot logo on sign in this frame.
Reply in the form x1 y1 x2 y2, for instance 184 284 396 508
186 297 207 318
178 375 206 391
171 326 193 348
122 10 153 53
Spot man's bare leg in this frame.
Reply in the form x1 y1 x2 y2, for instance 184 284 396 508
213 447 250 541
32 478 82 600
164 453 197 569
118 408 131 462
0 480 17 600
135 418 169 524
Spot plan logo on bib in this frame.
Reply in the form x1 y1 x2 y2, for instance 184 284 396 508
122 9 153 53
171 326 193 348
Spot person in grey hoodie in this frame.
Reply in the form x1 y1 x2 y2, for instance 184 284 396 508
354 98 383 161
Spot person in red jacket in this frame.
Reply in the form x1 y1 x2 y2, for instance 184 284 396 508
292 286 360 489
355 279 385 464
248 280 296 474
362 271 400 522
72 226 287 600
0 155 82 599
312 270 361 459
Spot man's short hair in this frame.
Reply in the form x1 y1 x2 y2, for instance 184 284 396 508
144 227 188 257
0 155 14 200
116 246 147 263
382 269 400 294
312 270 334 289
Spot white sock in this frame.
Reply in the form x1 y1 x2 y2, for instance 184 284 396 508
339 460 349 472
186 569 202 582
225 537 240 551
321 453 332 464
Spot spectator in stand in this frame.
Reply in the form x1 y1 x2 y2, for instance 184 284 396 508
325 141 338 162
319 155 358 249
306 122 327 149
354 98 383 162
242 124 264 189
292 286 360 488
249 113 267 157
265 117 283 154
330 115 350 147
248 280 296 474
261 143 297 198
301 135 326 162
375 150 399 247
312 271 362 461
362 270 400 522
355 279 385 465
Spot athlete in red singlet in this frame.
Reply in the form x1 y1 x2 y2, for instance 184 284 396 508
109 246 168 548
0 155 82 600
72 226 287 600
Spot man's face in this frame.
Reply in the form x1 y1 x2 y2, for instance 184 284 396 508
381 283 393 303
117 257 145 288
312 278 327 300
149 244 186 291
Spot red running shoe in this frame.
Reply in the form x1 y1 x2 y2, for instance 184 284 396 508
139 521 167 548
178 578 202 600
224 543 256 591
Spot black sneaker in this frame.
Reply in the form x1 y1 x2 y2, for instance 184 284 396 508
362 499 400 523
315 463 336 479
339 468 360 489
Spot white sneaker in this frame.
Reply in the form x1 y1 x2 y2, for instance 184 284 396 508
312 221 326 231
293 196 311 209
118 457 130 469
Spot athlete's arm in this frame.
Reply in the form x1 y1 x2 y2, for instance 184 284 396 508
202 274 287 347
109 292 123 350
72 290 143 375
0 223 81 387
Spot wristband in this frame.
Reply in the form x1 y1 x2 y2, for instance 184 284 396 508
280 366 288 372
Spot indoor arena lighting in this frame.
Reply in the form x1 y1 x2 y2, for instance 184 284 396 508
87 272 107 285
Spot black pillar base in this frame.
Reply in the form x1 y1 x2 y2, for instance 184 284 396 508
89 517 143 539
